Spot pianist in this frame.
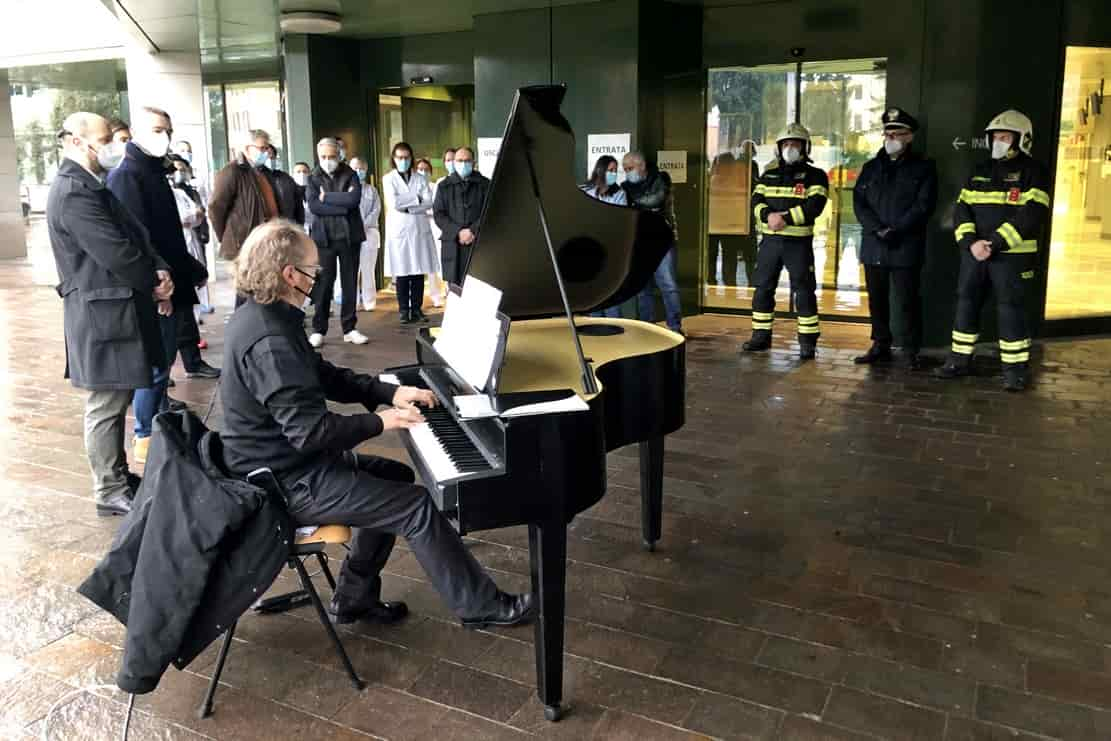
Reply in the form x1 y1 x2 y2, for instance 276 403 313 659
219 219 535 629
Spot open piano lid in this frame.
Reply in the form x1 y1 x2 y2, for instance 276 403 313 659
463 85 674 320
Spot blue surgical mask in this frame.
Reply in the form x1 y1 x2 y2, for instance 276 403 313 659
625 170 643 184
605 171 619 186
253 150 268 167
456 161 473 178
395 157 411 173
355 169 367 182
444 160 455 175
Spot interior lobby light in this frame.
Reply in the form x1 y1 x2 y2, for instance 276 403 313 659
279 11 343 34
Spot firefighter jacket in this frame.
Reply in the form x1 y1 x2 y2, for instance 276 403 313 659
953 151 1050 255
752 159 829 240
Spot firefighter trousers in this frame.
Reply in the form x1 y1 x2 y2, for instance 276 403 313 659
947 249 1035 368
750 235 820 344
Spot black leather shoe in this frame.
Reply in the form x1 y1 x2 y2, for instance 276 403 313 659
1003 367 1029 392
329 597 409 625
165 396 187 412
907 352 924 371
400 311 414 324
741 333 771 352
933 362 969 380
96 492 132 517
126 473 142 498
412 310 430 323
185 362 221 379
854 343 892 365
798 344 816 361
462 592 536 630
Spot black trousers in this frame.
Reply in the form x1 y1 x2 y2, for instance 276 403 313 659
283 452 500 618
176 306 204 371
751 235 820 343
395 274 426 316
441 241 463 290
947 250 1035 368
863 265 922 352
312 240 359 334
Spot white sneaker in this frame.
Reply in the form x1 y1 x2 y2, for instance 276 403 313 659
344 330 369 345
362 303 376 312
308 333 325 348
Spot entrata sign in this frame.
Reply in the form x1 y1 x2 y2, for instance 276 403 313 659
477 137 502 176
657 150 687 183
586 133 631 181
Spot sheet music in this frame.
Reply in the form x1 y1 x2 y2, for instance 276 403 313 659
433 276 505 391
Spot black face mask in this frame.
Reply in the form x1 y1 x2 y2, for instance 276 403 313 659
293 267 318 299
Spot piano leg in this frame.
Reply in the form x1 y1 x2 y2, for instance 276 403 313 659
528 520 566 722
639 435 664 552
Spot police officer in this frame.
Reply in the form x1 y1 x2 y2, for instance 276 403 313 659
935 110 1050 392
742 123 829 360
853 107 938 369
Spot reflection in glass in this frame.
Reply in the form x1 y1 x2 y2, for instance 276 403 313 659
1046 46 1111 321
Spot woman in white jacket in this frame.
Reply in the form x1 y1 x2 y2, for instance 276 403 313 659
382 142 438 323
350 157 382 311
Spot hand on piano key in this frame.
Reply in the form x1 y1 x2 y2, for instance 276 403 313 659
377 406 426 431
391 385 438 410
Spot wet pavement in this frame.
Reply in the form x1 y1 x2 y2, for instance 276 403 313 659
1 256 1109 740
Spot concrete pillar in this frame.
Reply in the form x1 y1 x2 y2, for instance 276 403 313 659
283 34 316 168
0 69 27 259
125 49 208 180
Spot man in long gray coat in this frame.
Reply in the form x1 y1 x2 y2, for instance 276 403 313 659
48 112 175 517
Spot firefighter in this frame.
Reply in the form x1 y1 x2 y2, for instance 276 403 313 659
741 122 829 360
934 110 1050 392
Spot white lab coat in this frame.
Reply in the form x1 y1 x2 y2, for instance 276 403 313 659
382 169 438 277
358 183 382 309
172 186 210 307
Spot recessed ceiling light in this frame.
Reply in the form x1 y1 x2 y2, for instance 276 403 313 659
279 11 342 35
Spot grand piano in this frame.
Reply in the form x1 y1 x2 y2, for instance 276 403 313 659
392 85 686 721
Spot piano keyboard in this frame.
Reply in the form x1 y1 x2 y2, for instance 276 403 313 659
407 404 494 485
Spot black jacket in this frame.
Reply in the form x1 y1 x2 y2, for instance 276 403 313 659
107 142 198 307
853 148 939 267
306 163 362 249
953 151 1050 255
259 166 305 226
623 166 677 240
48 159 168 390
433 171 491 246
219 298 399 477
752 159 829 241
77 411 291 694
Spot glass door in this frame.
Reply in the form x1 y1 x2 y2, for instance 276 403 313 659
705 58 886 317
1046 46 1111 322
375 85 474 181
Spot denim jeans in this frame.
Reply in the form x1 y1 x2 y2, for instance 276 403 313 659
133 313 177 438
590 306 622 318
637 246 682 331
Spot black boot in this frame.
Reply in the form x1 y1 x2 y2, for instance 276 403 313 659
798 342 816 361
1002 366 1029 392
854 342 892 365
741 330 771 353
934 359 970 379
906 350 924 371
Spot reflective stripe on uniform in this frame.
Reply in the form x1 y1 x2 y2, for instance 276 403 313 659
958 188 1051 207
954 222 976 240
1000 351 1030 364
806 185 828 198
754 184 806 198
797 315 820 334
951 342 975 355
751 310 773 330
1021 270 1035 279
1008 240 1038 254
996 222 1023 250
757 224 814 237
789 205 805 224
952 330 979 344
754 203 769 222
998 338 1031 351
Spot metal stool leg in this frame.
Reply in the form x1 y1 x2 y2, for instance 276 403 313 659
290 557 365 690
315 551 337 592
198 621 236 718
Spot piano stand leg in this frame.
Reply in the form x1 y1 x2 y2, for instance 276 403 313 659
529 520 567 722
639 435 664 552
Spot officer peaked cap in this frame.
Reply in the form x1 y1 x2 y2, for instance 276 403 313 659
882 107 919 132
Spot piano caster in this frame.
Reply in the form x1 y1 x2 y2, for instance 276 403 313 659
643 539 656 552
544 704 563 722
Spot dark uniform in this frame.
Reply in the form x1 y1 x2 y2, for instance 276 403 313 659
746 148 829 354
943 147 1050 385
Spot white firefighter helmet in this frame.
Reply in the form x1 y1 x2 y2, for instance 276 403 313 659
775 122 812 156
985 110 1033 155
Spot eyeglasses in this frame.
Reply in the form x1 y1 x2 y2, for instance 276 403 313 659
883 130 913 139
294 265 322 280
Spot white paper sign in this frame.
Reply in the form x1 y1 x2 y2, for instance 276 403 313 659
477 137 503 177
657 150 687 184
586 133 631 181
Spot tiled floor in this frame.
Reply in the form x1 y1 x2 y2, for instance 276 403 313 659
1 256 1110 740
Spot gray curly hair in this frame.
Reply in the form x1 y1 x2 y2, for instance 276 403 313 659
234 219 312 304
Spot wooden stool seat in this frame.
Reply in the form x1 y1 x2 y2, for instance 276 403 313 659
295 525 352 546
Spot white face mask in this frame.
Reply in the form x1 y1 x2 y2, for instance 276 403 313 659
991 139 1012 160
91 140 125 172
293 172 308 186
781 145 801 164
176 149 193 164
172 171 187 185
320 158 338 175
884 138 905 156
135 130 170 157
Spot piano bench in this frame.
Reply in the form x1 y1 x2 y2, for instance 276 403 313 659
197 523 366 719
